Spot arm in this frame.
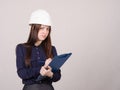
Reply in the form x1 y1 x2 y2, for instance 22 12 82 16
16 44 40 79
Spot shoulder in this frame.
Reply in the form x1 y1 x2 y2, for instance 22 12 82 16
16 43 25 50
52 45 57 56
52 45 56 49
16 43 26 55
52 45 57 51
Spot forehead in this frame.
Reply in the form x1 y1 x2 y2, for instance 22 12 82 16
41 24 49 28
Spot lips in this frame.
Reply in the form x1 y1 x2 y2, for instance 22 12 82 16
41 35 46 38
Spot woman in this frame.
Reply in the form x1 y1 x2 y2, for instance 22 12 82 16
16 9 61 90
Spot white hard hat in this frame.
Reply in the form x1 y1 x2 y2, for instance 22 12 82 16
29 9 52 26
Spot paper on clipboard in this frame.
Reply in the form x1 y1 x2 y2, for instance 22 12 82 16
49 53 72 71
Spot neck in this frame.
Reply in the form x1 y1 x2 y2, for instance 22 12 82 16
35 40 42 46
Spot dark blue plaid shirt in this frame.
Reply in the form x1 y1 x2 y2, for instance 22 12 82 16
16 44 61 85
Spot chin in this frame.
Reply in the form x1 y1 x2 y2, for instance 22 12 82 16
41 38 46 41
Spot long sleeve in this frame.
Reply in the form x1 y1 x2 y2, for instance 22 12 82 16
16 44 40 80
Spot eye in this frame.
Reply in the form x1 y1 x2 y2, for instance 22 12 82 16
39 26 50 31
46 27 49 31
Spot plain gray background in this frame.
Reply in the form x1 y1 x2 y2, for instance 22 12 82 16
0 0 120 90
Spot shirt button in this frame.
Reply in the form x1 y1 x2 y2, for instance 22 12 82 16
37 52 39 54
38 57 40 59
36 47 38 50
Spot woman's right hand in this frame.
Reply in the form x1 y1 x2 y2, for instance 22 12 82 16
40 66 53 78
40 58 53 77
40 66 47 76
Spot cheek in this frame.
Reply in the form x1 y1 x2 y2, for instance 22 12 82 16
37 32 41 38
45 30 49 36
46 31 49 36
38 32 40 37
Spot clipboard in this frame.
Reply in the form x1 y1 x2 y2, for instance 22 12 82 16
49 53 72 71
36 53 72 82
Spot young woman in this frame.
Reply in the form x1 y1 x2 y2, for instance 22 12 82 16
16 9 61 90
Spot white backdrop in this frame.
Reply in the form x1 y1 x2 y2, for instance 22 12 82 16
0 0 120 90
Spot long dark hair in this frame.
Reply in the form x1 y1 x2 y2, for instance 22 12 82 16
24 24 53 67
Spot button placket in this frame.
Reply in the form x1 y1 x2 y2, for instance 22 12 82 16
36 47 40 60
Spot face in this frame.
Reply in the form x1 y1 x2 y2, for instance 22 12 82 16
37 25 50 42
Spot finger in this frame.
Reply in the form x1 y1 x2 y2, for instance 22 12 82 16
47 66 52 70
45 58 52 66
41 66 46 71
